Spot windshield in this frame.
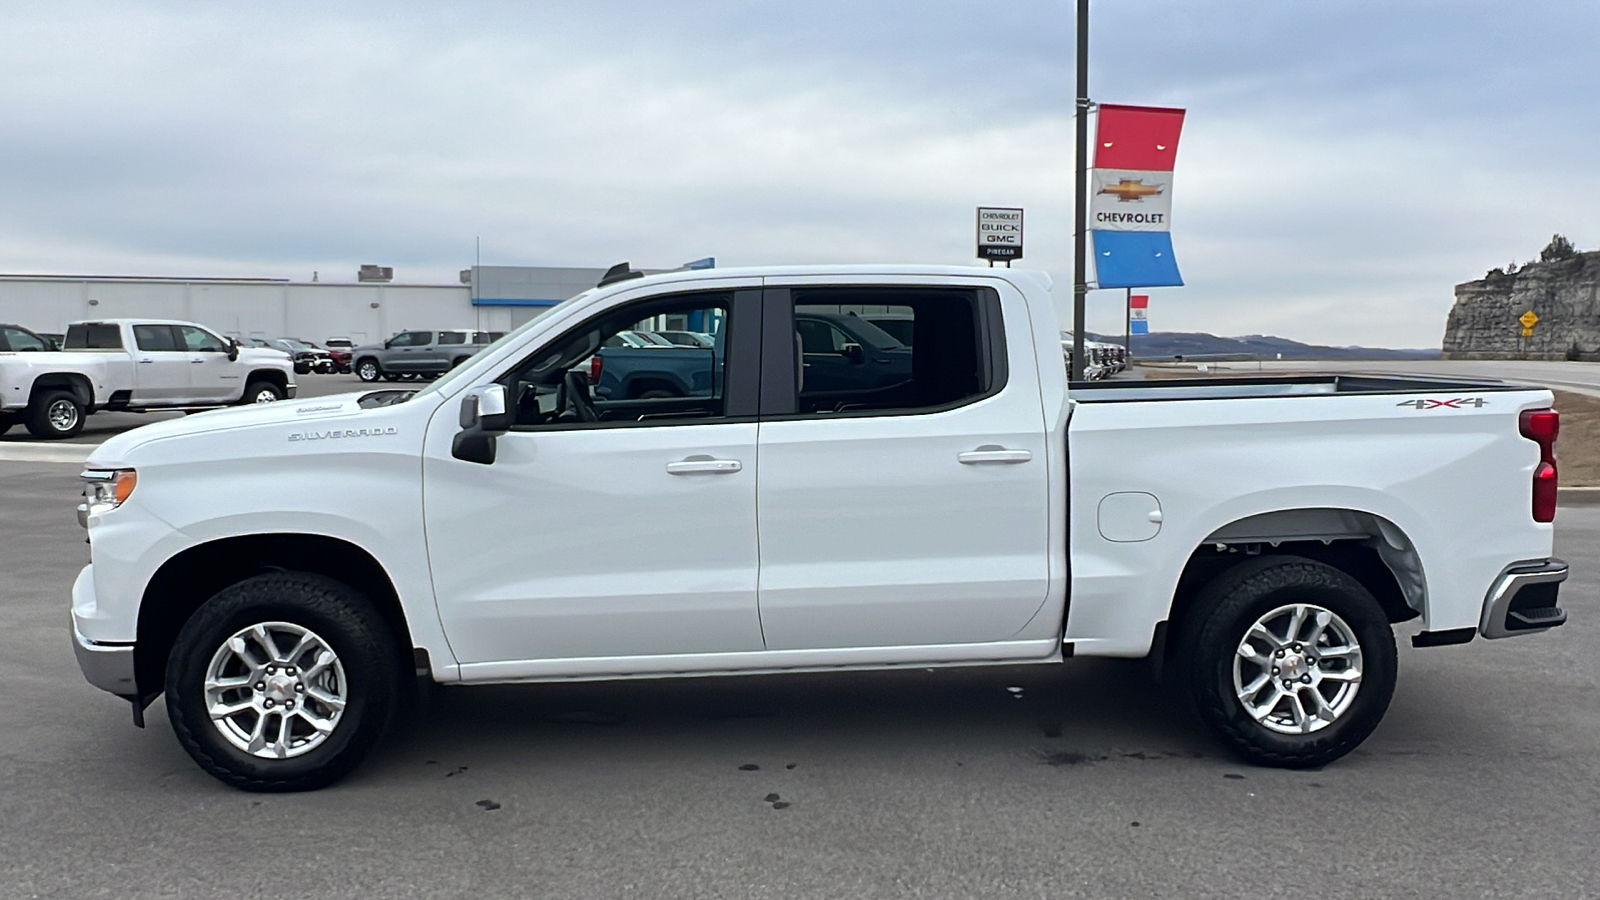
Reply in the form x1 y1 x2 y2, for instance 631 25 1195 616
409 289 598 402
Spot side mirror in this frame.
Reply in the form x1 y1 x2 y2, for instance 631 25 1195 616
227 338 240 362
452 384 511 464
842 343 865 364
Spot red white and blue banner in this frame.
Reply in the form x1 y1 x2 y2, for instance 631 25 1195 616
1129 294 1149 334
1091 104 1186 289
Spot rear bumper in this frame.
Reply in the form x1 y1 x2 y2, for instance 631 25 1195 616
1479 558 1569 639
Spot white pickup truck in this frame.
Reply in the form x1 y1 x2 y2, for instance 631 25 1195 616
69 265 1570 791
1 319 297 438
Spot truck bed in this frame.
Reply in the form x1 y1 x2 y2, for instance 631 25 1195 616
1069 373 1533 403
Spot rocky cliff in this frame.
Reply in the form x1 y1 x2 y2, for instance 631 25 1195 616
1443 250 1600 359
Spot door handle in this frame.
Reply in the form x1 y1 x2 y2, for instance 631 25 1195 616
138 358 155 364
958 447 1032 465
190 359 205 364
666 457 743 475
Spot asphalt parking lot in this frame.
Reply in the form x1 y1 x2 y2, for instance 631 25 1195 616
1 461 1596 898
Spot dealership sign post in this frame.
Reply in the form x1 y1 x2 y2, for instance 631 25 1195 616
976 207 1024 265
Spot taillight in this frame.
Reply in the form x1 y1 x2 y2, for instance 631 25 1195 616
590 354 603 384
1520 408 1559 522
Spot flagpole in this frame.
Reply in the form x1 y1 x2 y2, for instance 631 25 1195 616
1124 287 1131 357
1070 0 1089 382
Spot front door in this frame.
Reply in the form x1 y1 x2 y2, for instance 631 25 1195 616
178 325 242 403
382 331 432 373
754 282 1053 650
423 285 765 670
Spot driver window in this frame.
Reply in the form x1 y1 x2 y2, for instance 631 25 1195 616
178 326 227 352
501 292 731 429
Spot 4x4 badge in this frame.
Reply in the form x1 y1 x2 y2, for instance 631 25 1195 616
1395 398 1487 410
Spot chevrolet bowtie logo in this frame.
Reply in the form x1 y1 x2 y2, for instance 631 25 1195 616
1098 179 1164 202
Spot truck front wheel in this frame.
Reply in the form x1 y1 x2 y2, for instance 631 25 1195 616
356 359 382 382
26 390 85 439
164 572 405 792
242 381 285 404
1179 556 1396 769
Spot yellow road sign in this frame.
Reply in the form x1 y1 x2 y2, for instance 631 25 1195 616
1522 327 1534 337
1520 310 1539 329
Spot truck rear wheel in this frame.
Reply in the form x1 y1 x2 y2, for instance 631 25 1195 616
1179 556 1396 769
164 572 405 792
26 390 85 439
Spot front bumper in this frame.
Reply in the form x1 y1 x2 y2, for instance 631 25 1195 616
1480 558 1569 639
71 565 137 698
72 618 137 698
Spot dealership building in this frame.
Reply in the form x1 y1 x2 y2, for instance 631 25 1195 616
0 264 642 346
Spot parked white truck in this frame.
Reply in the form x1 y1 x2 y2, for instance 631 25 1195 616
70 266 1570 791
1 319 296 438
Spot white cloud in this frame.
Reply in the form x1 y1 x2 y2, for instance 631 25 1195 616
0 0 1596 347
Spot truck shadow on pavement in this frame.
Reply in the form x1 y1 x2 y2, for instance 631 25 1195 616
365 658 1224 782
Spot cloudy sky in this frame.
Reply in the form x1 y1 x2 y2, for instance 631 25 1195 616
2 1 1595 347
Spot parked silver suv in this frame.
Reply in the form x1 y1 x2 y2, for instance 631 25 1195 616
351 330 505 382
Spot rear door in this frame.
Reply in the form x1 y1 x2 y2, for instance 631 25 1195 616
753 279 1052 650
130 324 193 403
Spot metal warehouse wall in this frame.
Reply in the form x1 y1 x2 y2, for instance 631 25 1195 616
0 276 572 344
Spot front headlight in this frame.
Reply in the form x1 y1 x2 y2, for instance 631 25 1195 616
79 469 137 526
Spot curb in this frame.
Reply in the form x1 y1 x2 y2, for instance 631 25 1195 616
1559 486 1600 507
0 443 98 464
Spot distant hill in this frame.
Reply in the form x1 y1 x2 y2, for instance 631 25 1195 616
1087 331 1441 361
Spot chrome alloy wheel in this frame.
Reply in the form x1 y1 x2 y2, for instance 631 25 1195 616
48 398 79 432
358 361 378 381
253 388 280 404
204 622 348 759
1233 603 1363 735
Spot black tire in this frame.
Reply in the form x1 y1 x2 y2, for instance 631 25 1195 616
0 412 14 437
25 390 85 439
1178 555 1397 769
356 359 382 382
165 572 406 792
451 357 470 369
241 380 285 404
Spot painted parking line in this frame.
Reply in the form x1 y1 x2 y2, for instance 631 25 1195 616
0 443 100 464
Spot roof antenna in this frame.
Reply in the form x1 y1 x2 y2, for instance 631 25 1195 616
598 262 645 287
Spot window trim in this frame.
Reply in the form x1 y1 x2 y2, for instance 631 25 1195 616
757 285 1009 421
497 287 763 433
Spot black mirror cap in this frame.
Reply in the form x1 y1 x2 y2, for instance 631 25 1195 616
844 343 866 364
451 431 497 465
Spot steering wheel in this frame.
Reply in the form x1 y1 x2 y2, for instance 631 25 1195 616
559 370 599 422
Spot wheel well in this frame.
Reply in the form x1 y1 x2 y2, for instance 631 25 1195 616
134 534 413 698
29 373 93 408
1162 509 1425 657
356 356 380 369
625 377 682 399
246 369 288 391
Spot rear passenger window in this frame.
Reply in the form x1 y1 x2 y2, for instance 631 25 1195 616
65 323 124 350
789 288 1001 416
133 325 180 351
438 332 467 345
